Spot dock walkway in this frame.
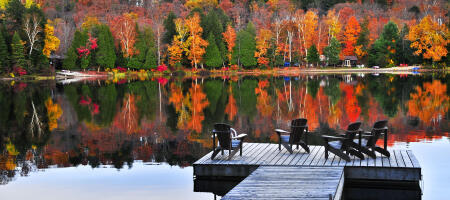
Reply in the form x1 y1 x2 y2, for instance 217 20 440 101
222 166 344 200
194 143 421 199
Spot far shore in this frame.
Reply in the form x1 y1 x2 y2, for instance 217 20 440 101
1 66 448 82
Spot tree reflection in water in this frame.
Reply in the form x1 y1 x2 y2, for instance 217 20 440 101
0 73 448 185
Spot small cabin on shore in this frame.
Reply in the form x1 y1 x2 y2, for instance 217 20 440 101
343 56 358 67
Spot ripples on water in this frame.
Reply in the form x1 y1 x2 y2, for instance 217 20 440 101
0 73 448 199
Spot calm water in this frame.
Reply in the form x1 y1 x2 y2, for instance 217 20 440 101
0 73 448 200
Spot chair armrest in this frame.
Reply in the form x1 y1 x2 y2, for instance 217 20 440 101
232 134 247 140
274 129 290 134
322 135 345 140
361 134 372 137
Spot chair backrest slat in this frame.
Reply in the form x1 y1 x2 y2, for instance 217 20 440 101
289 118 307 144
214 123 232 149
366 120 388 147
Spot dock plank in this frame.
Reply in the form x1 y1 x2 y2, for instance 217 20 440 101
401 150 414 168
394 150 406 168
407 150 421 168
222 166 344 200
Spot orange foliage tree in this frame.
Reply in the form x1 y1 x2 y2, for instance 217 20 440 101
168 18 189 67
408 15 449 62
255 29 272 67
296 10 318 58
342 16 361 56
185 13 208 69
222 24 236 64
109 12 138 58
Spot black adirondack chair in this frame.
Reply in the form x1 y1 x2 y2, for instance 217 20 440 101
274 118 310 154
353 120 390 158
322 122 365 162
211 123 247 160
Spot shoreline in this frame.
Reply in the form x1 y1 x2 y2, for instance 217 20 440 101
1 67 448 81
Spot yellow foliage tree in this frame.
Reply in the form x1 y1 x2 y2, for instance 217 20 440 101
408 15 449 62
43 20 60 57
325 9 341 40
185 13 208 69
0 0 9 9
185 0 218 9
81 16 100 30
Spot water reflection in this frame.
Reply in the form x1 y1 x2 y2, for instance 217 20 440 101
0 73 448 198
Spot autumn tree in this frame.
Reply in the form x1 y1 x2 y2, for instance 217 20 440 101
109 12 138 58
324 37 341 66
408 15 449 62
342 16 361 56
185 13 208 69
168 18 189 67
11 32 27 68
222 24 236 64
325 9 341 43
43 20 60 58
296 10 318 58
255 28 272 67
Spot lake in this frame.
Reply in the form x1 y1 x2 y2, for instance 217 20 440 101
0 73 448 200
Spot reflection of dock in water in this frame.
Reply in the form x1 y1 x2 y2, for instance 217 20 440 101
194 143 422 199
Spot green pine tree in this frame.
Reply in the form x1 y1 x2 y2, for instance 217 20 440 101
96 25 116 69
356 18 370 62
232 23 257 68
11 32 26 68
204 33 222 68
306 45 320 66
163 12 177 44
63 47 77 70
368 21 400 67
0 30 10 72
324 37 341 66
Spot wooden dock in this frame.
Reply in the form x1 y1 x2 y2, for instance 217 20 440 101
194 143 421 199
222 166 344 200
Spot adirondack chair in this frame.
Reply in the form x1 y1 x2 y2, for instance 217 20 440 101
274 118 310 154
322 122 365 162
211 123 248 160
353 120 390 158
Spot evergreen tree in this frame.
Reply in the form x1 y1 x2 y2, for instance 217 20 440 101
0 30 10 72
11 32 26 68
129 26 156 70
144 38 157 69
232 23 257 68
307 45 320 66
324 37 341 66
96 25 116 69
163 12 177 44
202 10 228 63
63 30 88 70
63 47 77 70
356 18 370 62
204 33 222 68
368 21 399 67
5 0 26 33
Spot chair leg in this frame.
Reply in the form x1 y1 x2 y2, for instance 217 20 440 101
325 145 329 159
298 141 310 153
374 146 390 157
281 143 293 154
221 149 224 155
279 142 281 150
297 144 299 150
211 148 222 160
240 144 243 156
348 148 365 160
